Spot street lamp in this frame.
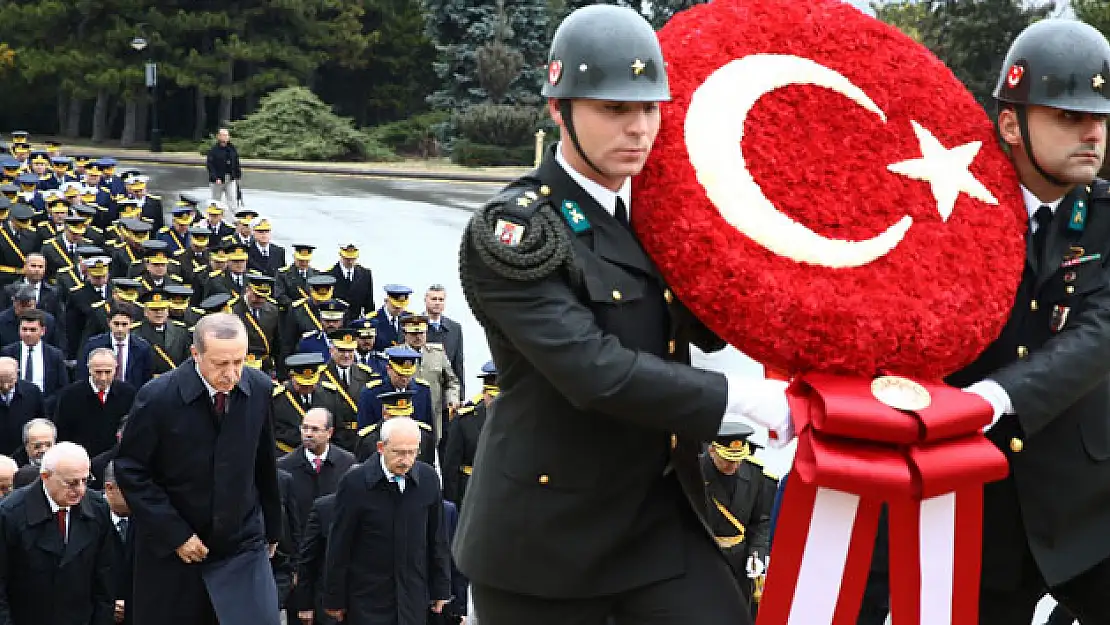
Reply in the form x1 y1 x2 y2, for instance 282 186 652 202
131 28 161 152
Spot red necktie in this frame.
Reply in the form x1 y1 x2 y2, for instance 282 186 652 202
97 390 106 405
114 342 124 380
313 457 322 473
56 509 67 542
214 392 227 415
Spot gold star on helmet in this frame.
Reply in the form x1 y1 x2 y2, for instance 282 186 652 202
631 59 646 75
1094 73 1106 90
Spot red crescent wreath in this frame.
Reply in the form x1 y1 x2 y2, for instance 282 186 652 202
633 0 1027 381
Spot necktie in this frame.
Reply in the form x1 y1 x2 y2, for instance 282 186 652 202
22 345 32 382
213 391 227 415
299 269 306 280
56 509 67 542
312 457 322 473
346 270 352 282
117 518 129 539
614 197 632 232
301 394 311 409
261 248 268 259
392 474 404 493
115 343 123 380
235 275 242 289
339 368 348 387
1032 205 1054 266
97 389 106 405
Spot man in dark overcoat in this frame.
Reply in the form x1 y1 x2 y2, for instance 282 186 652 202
114 313 283 625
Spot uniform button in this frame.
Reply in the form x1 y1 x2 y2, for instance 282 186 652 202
1066 285 1076 295
1017 346 1029 359
663 289 673 304
1009 438 1024 453
612 290 622 301
668 340 676 355
1030 300 1038 312
538 474 550 485
539 185 551 196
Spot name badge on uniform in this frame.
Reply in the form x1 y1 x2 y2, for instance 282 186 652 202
1051 305 1071 333
494 219 525 247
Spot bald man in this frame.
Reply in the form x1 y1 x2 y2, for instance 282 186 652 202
0 356 45 458
0 441 115 625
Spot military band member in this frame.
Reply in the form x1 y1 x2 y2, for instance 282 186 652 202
274 353 344 454
354 389 436 464
234 273 281 375
368 284 412 352
275 244 318 310
355 345 433 430
133 290 190 376
443 361 498 507
702 423 773 608
321 328 372 453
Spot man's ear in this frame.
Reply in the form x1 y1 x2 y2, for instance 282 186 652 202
997 107 1022 149
548 99 562 126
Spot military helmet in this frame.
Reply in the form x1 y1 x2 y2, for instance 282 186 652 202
541 5 670 102
994 19 1110 114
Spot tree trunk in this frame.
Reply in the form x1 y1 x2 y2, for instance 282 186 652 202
57 92 68 136
106 98 122 140
193 88 208 141
218 59 234 125
65 97 82 138
120 97 138 147
136 99 149 142
91 90 110 143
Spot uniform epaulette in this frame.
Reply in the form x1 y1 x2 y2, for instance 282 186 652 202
456 404 476 417
69 283 83 292
91 300 106 308
356 363 374 374
157 226 170 234
292 298 306 307
413 377 430 387
272 384 285 398
417 421 432 431
190 307 205 314
130 321 142 329
149 194 161 200
320 380 338 392
365 379 383 389
278 266 290 273
208 270 222 278
301 330 316 338
171 319 186 327
494 185 547 220
359 423 379 437
168 258 181 266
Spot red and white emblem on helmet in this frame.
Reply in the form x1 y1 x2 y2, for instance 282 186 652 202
548 60 563 86
1006 63 1025 88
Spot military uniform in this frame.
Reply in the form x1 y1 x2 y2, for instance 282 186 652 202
354 389 436 464
442 400 486 507
273 353 345 454
320 358 375 453
234 295 281 375
367 284 412 352
275 244 319 310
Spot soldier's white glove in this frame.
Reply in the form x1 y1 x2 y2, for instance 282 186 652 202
724 376 794 446
746 552 766 579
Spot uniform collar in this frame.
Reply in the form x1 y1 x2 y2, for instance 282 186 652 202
554 142 631 219
1020 184 1066 221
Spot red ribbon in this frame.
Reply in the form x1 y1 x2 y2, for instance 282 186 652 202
756 373 1009 625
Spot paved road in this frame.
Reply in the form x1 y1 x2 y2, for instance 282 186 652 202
135 162 1058 625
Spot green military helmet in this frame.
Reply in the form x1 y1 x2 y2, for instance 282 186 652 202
541 4 670 103
994 18 1110 114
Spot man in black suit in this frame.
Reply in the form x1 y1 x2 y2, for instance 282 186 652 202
0 253 63 322
54 347 136 459
454 8 792 624
941 21 1110 624
103 460 135 625
327 244 374 324
114 313 282 625
247 218 285 277
323 417 451 624
1 308 69 414
77 303 153 390
294 492 339 625
275 407 357 527
424 284 464 394
0 441 115 625
0 284 63 351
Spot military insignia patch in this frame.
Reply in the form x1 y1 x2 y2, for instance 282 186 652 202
1069 199 1087 232
561 200 590 234
494 219 525 246
548 60 563 86
1006 63 1024 88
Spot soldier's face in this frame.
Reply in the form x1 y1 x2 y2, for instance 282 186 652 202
550 98 661 190
333 347 355 367
254 230 271 244
387 368 410 389
708 446 740 476
147 262 168 277
323 319 343 331
405 331 426 349
145 307 169 326
357 337 374 352
1001 105 1108 186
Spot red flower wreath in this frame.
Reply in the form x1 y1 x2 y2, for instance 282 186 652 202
634 0 1027 380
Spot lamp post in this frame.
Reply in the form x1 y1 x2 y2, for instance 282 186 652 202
130 32 162 152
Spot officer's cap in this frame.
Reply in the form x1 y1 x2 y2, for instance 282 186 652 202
178 193 200 208
307 275 336 289
140 290 171 309
15 173 37 186
247 273 274 297
206 200 226 214
121 218 152 233
142 240 171 264
94 157 118 169
10 131 28 143
164 284 194 303
338 243 359 259
0 157 19 170
385 345 421 376
64 216 86 230
252 218 272 232
76 245 105 258
51 156 72 167
225 242 249 262
379 390 416 418
111 278 142 301
72 204 97 218
711 422 758 461
319 299 349 321
29 151 49 165
479 360 499 394
329 328 358 350
286 352 325 385
235 209 258 223
400 313 428 334
9 204 35 221
350 317 377 339
292 244 315 261
126 175 150 188
198 292 233 313
188 225 212 239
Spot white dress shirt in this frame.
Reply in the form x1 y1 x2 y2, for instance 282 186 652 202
380 454 405 493
42 482 69 542
554 141 631 218
305 445 329 467
20 341 44 391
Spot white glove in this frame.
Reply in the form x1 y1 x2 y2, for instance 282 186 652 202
746 552 766 578
724 376 794 445
962 380 1012 431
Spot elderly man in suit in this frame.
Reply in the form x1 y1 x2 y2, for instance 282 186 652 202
114 313 282 625
54 347 136 459
0 441 115 625
0 309 69 415
275 407 357 527
77 303 153 390
0 358 45 459
12 418 55 489
324 417 451 625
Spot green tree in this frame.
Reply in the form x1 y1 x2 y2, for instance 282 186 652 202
1073 0 1110 35
872 0 930 42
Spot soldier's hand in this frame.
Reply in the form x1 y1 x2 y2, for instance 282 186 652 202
325 608 345 621
431 599 450 613
175 534 208 563
297 610 313 624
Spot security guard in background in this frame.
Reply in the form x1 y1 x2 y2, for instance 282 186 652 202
353 389 435 464
944 19 1110 625
442 360 498 507
273 352 344 454
702 423 774 611
454 6 790 624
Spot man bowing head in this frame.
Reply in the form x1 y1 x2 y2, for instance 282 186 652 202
115 313 283 625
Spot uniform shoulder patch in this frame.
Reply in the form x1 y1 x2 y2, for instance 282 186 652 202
272 384 285 397
359 423 379 437
366 379 383 389
320 380 338 392
356 363 374 374
413 377 430 387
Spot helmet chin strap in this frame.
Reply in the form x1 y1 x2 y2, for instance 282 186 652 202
1015 105 1068 187
558 100 607 179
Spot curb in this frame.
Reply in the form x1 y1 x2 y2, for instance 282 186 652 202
76 148 525 185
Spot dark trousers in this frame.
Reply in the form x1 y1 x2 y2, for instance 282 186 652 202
472 516 750 625
980 539 1110 625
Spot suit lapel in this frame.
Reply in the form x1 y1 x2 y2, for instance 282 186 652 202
1034 187 1085 292
26 481 65 558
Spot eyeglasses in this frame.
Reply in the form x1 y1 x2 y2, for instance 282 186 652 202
56 475 91 490
28 441 53 451
300 425 330 433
